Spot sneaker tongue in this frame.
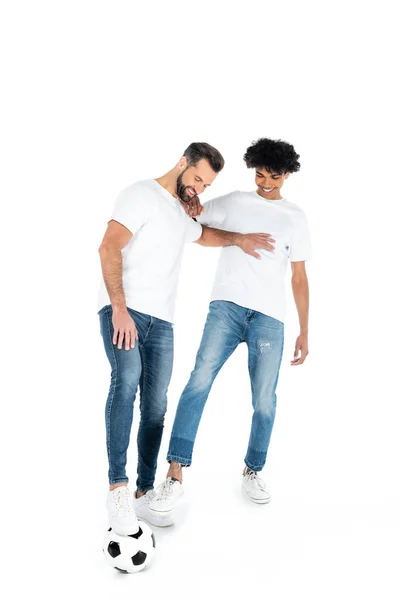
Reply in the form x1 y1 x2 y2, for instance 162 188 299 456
113 486 133 510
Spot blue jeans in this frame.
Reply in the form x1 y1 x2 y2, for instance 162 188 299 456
167 301 284 471
99 305 174 490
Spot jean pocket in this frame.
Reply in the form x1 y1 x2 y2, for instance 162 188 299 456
98 304 111 316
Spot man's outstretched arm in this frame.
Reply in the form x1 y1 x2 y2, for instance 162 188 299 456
195 225 275 259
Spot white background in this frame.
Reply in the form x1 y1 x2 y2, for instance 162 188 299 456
1 1 399 598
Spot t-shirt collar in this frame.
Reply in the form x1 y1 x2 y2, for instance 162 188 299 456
253 190 285 203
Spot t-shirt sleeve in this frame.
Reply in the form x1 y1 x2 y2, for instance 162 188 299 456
196 196 229 229
289 210 312 262
110 185 150 236
185 217 203 243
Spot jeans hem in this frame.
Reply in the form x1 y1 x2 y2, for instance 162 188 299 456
109 477 129 485
244 460 264 472
136 486 154 494
167 454 192 467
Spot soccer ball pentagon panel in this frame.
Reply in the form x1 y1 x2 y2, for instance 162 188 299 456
103 520 156 573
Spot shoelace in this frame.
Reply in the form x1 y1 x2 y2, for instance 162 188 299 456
245 470 267 491
159 478 176 500
113 486 134 513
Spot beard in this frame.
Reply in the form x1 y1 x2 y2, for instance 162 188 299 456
176 169 192 203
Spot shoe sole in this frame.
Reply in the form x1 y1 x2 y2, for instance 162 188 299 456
148 489 184 517
138 513 174 528
134 505 174 527
149 507 176 518
111 523 141 535
241 487 271 504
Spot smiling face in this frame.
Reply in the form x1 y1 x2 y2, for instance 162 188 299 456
176 158 218 203
255 167 290 201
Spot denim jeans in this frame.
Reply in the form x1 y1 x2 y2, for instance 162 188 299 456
99 305 174 490
167 300 284 471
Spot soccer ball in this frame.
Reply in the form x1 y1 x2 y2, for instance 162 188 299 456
102 521 156 573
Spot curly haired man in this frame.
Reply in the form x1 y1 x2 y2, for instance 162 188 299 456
149 138 312 517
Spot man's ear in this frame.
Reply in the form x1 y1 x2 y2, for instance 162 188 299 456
178 156 188 170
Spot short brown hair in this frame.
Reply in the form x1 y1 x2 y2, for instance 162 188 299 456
183 142 225 173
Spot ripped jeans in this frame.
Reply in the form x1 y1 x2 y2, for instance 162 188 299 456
167 300 284 471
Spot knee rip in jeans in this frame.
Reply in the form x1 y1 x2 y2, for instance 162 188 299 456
259 341 272 352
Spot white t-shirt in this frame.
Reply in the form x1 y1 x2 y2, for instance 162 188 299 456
197 190 312 323
97 179 202 323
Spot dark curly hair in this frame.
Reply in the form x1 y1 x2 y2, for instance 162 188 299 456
243 138 300 174
183 142 225 173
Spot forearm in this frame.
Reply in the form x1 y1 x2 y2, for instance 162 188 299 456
99 246 127 311
196 225 241 247
292 277 309 333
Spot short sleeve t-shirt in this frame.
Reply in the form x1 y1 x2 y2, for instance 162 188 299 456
97 179 202 323
197 190 312 323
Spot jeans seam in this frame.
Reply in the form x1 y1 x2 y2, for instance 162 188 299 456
105 307 118 481
269 336 284 400
140 344 149 400
143 317 152 344
242 316 250 341
137 343 149 491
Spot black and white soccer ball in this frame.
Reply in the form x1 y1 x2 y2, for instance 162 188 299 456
102 521 156 573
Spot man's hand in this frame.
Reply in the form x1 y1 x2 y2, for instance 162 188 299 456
291 333 309 365
237 233 275 258
180 195 204 218
112 307 139 351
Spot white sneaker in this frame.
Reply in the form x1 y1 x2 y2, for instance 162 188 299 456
242 469 271 504
149 477 184 515
133 490 174 527
106 485 139 535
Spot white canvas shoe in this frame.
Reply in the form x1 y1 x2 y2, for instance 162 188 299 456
133 490 173 527
242 469 271 504
149 477 184 515
106 485 140 535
